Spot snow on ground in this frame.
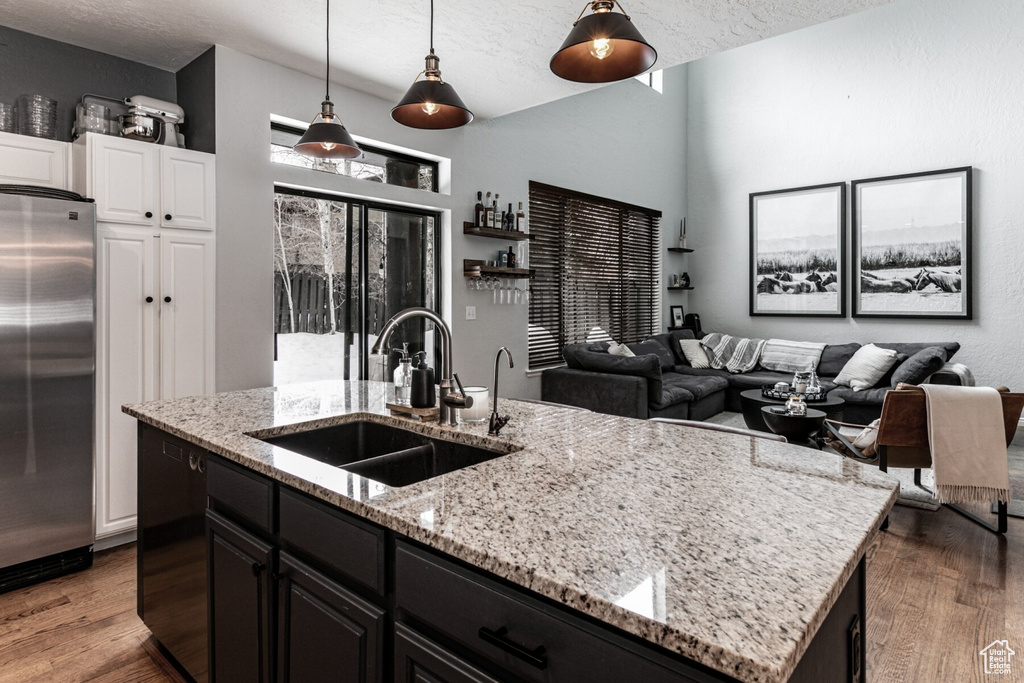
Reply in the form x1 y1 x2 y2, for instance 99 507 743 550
274 332 386 385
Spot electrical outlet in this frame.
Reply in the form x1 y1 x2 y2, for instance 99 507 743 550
465 306 477 320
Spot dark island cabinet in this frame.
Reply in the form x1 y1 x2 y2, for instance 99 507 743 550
207 509 274 683
394 623 501 683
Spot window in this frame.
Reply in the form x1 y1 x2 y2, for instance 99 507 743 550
634 70 663 94
273 188 440 384
271 123 438 192
528 182 661 369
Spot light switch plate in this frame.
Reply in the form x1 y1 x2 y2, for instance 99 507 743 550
465 306 476 320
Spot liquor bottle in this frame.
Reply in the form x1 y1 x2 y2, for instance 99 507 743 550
475 191 484 227
493 193 500 229
504 203 514 231
515 201 526 232
507 246 516 269
483 191 492 228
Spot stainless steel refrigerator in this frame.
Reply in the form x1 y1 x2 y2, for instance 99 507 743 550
0 185 95 592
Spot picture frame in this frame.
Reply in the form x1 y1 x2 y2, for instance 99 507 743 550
851 167 972 319
749 182 846 317
670 305 684 327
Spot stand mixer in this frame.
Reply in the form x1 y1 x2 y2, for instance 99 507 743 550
121 95 185 147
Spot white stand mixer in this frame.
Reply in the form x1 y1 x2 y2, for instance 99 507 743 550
121 95 185 147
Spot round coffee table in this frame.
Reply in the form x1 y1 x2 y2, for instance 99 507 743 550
740 388 845 432
761 406 827 448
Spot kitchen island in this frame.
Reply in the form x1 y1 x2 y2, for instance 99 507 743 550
126 380 897 683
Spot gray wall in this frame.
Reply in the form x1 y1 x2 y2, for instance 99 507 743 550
176 47 216 154
685 0 1024 390
0 24 176 142
213 45 688 397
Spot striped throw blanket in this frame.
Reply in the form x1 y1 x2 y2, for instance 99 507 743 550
759 339 827 373
700 333 766 374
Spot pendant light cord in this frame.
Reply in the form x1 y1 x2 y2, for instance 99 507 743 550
429 0 435 55
325 0 331 100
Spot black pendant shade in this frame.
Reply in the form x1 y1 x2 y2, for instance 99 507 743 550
392 55 474 129
294 100 361 159
550 2 657 83
295 0 362 160
392 0 473 130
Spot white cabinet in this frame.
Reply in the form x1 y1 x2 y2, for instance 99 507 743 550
74 133 215 230
0 131 70 189
95 225 216 538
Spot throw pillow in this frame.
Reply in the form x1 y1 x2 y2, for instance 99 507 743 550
891 346 948 386
834 344 901 391
608 341 635 357
627 340 676 370
678 339 711 369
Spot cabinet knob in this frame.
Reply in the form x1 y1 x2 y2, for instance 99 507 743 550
165 214 172 221
145 296 154 303
164 296 172 303
188 453 198 471
251 562 265 577
197 457 206 474
145 211 153 218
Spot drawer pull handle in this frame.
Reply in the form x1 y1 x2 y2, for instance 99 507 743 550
188 453 198 471
251 562 265 577
478 626 548 670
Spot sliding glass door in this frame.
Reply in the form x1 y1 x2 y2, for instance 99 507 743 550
273 188 439 385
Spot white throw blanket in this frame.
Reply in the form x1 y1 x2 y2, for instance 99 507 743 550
920 384 1010 505
759 338 827 373
700 333 766 374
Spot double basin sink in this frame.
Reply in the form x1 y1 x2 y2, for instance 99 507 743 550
258 419 515 487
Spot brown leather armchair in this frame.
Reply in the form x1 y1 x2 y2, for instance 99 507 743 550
824 385 1024 534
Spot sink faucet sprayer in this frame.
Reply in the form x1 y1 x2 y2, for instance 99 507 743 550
371 307 470 426
489 347 514 436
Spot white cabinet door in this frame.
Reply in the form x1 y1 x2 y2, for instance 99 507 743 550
96 225 158 538
159 232 215 400
0 131 68 189
91 136 159 226
160 148 216 230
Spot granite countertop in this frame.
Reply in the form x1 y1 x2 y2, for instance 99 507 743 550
125 380 897 683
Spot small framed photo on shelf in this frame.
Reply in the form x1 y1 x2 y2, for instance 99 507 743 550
670 305 684 327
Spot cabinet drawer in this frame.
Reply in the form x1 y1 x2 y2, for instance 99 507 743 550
207 456 274 533
395 623 501 683
279 488 384 594
395 543 701 683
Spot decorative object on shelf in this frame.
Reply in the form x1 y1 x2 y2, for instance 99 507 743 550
392 0 473 129
16 94 57 139
750 182 846 318
0 103 14 133
679 272 690 288
761 383 828 402
550 1 657 83
678 218 687 250
852 166 971 320
670 305 684 327
294 0 361 159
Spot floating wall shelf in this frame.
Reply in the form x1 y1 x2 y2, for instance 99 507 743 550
464 259 534 279
463 222 533 241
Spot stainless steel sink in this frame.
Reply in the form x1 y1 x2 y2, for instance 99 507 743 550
258 420 513 487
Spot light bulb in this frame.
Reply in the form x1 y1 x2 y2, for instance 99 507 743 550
589 38 614 60
421 102 440 116
321 142 336 151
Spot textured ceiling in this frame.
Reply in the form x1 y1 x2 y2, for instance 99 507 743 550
0 0 893 119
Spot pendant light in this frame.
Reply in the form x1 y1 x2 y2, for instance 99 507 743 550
294 0 361 159
550 1 657 83
391 0 473 130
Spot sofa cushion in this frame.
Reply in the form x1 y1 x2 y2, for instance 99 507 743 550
876 341 960 362
835 344 901 391
573 349 662 405
563 342 609 369
667 329 697 363
721 370 795 392
891 346 948 386
828 385 891 406
678 339 711 369
628 340 676 371
608 341 635 357
818 343 862 377
673 365 732 379
652 374 729 410
652 376 695 410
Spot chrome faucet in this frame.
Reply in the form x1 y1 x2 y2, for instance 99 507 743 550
488 347 514 436
371 307 469 426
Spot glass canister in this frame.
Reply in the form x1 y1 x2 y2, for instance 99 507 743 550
792 371 813 394
785 394 807 415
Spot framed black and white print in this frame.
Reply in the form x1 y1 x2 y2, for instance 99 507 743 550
852 167 972 319
670 305 684 327
749 182 846 317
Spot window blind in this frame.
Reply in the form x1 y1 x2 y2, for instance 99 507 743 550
528 181 661 369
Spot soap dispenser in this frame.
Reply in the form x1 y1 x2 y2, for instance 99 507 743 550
410 351 436 408
392 343 413 405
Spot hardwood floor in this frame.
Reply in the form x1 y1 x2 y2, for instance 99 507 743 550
1 503 1021 682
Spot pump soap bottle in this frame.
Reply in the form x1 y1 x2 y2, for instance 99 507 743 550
392 343 413 405
411 351 436 409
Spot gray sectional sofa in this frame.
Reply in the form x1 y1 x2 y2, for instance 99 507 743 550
541 331 962 424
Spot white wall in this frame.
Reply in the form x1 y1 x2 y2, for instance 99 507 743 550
686 0 1024 390
214 45 688 397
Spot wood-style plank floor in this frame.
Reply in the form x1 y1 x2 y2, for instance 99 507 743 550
1 506 1021 682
